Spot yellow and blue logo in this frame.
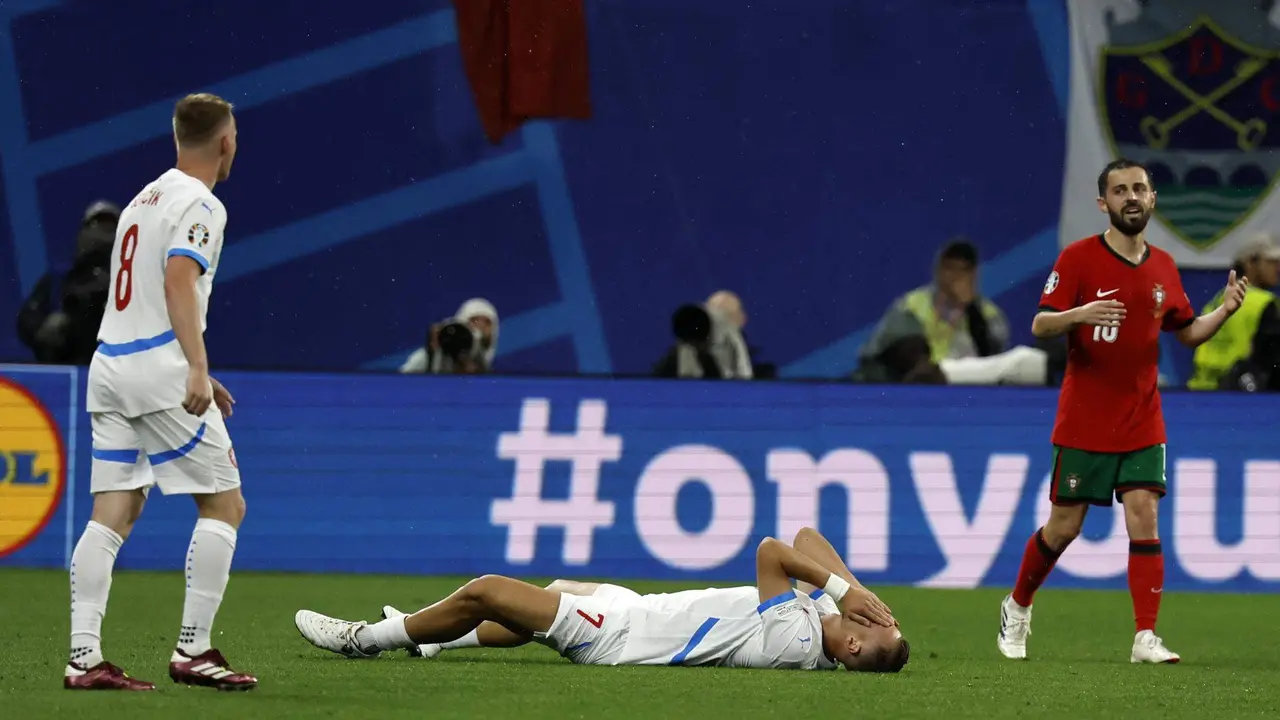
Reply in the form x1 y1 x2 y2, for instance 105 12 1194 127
0 377 65 557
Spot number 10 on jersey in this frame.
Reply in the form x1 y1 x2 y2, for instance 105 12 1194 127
1093 325 1119 343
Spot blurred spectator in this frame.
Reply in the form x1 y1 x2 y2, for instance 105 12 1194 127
705 290 754 379
653 292 753 379
653 304 721 379
1188 233 1280 392
704 290 779 379
853 239 1047 385
400 298 499 375
16 200 118 364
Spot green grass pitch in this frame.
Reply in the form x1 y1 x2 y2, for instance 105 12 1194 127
1 568 1277 719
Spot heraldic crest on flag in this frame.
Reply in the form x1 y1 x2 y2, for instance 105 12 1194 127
1096 8 1280 252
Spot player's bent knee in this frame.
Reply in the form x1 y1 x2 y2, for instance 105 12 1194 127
89 488 148 538
793 526 819 545
462 575 507 606
1043 504 1087 548
194 487 246 527
545 579 600 596
1121 490 1160 538
459 575 560 633
1044 521 1083 547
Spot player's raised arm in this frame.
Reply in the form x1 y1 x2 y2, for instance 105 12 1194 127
755 538 894 627
1174 270 1248 348
790 527 896 624
791 527 858 592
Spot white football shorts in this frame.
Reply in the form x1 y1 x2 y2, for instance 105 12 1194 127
89 406 240 496
536 583 642 666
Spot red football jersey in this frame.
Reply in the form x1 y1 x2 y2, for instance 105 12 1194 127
1038 235 1196 453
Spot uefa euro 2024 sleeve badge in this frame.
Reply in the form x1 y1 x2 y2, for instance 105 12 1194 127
188 223 210 248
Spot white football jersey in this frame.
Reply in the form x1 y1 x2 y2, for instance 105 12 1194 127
642 585 840 618
86 169 227 417
617 589 839 670
638 586 761 617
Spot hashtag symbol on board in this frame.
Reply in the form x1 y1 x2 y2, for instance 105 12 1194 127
490 398 621 565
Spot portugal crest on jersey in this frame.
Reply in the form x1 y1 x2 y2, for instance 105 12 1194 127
1099 14 1280 250
1152 283 1167 317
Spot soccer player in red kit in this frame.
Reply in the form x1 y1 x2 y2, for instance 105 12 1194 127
997 159 1249 664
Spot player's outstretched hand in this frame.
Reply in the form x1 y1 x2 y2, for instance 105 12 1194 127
1073 299 1126 327
838 584 896 628
183 368 214 416
210 376 236 419
1222 270 1249 315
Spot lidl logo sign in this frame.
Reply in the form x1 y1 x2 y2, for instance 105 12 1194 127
0 377 64 557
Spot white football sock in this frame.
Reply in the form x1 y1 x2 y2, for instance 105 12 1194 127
441 629 481 650
69 521 124 668
177 518 237 656
360 616 414 652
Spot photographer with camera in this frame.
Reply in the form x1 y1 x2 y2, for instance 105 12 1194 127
653 293 754 379
399 298 500 375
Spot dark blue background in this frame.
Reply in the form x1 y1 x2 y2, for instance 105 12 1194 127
0 1 1222 380
3 365 1277 591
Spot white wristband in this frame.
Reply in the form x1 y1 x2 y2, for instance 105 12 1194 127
823 575 851 603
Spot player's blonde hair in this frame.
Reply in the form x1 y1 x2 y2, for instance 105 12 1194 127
173 93 234 147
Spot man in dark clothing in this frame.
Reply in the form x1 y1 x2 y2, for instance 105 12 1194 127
16 201 119 365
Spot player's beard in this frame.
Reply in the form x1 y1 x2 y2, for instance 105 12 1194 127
1109 203 1150 236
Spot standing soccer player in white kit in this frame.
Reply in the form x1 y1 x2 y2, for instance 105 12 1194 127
64 93 257 691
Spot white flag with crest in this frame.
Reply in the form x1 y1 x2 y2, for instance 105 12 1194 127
1061 0 1280 267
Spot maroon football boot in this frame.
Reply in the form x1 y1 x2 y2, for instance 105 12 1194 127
169 648 258 691
64 661 156 690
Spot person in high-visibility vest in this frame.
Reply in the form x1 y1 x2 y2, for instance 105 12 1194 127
1189 234 1280 392
854 239 1047 385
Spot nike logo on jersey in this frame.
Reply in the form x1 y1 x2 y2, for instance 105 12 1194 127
1096 289 1119 297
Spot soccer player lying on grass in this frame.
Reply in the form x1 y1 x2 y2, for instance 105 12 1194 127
295 527 910 672
382 527 901 664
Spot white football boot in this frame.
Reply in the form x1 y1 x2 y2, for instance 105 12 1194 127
381 605 441 659
997 594 1032 660
1130 630 1180 664
294 610 380 659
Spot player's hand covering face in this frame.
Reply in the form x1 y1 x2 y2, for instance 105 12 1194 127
839 585 896 628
